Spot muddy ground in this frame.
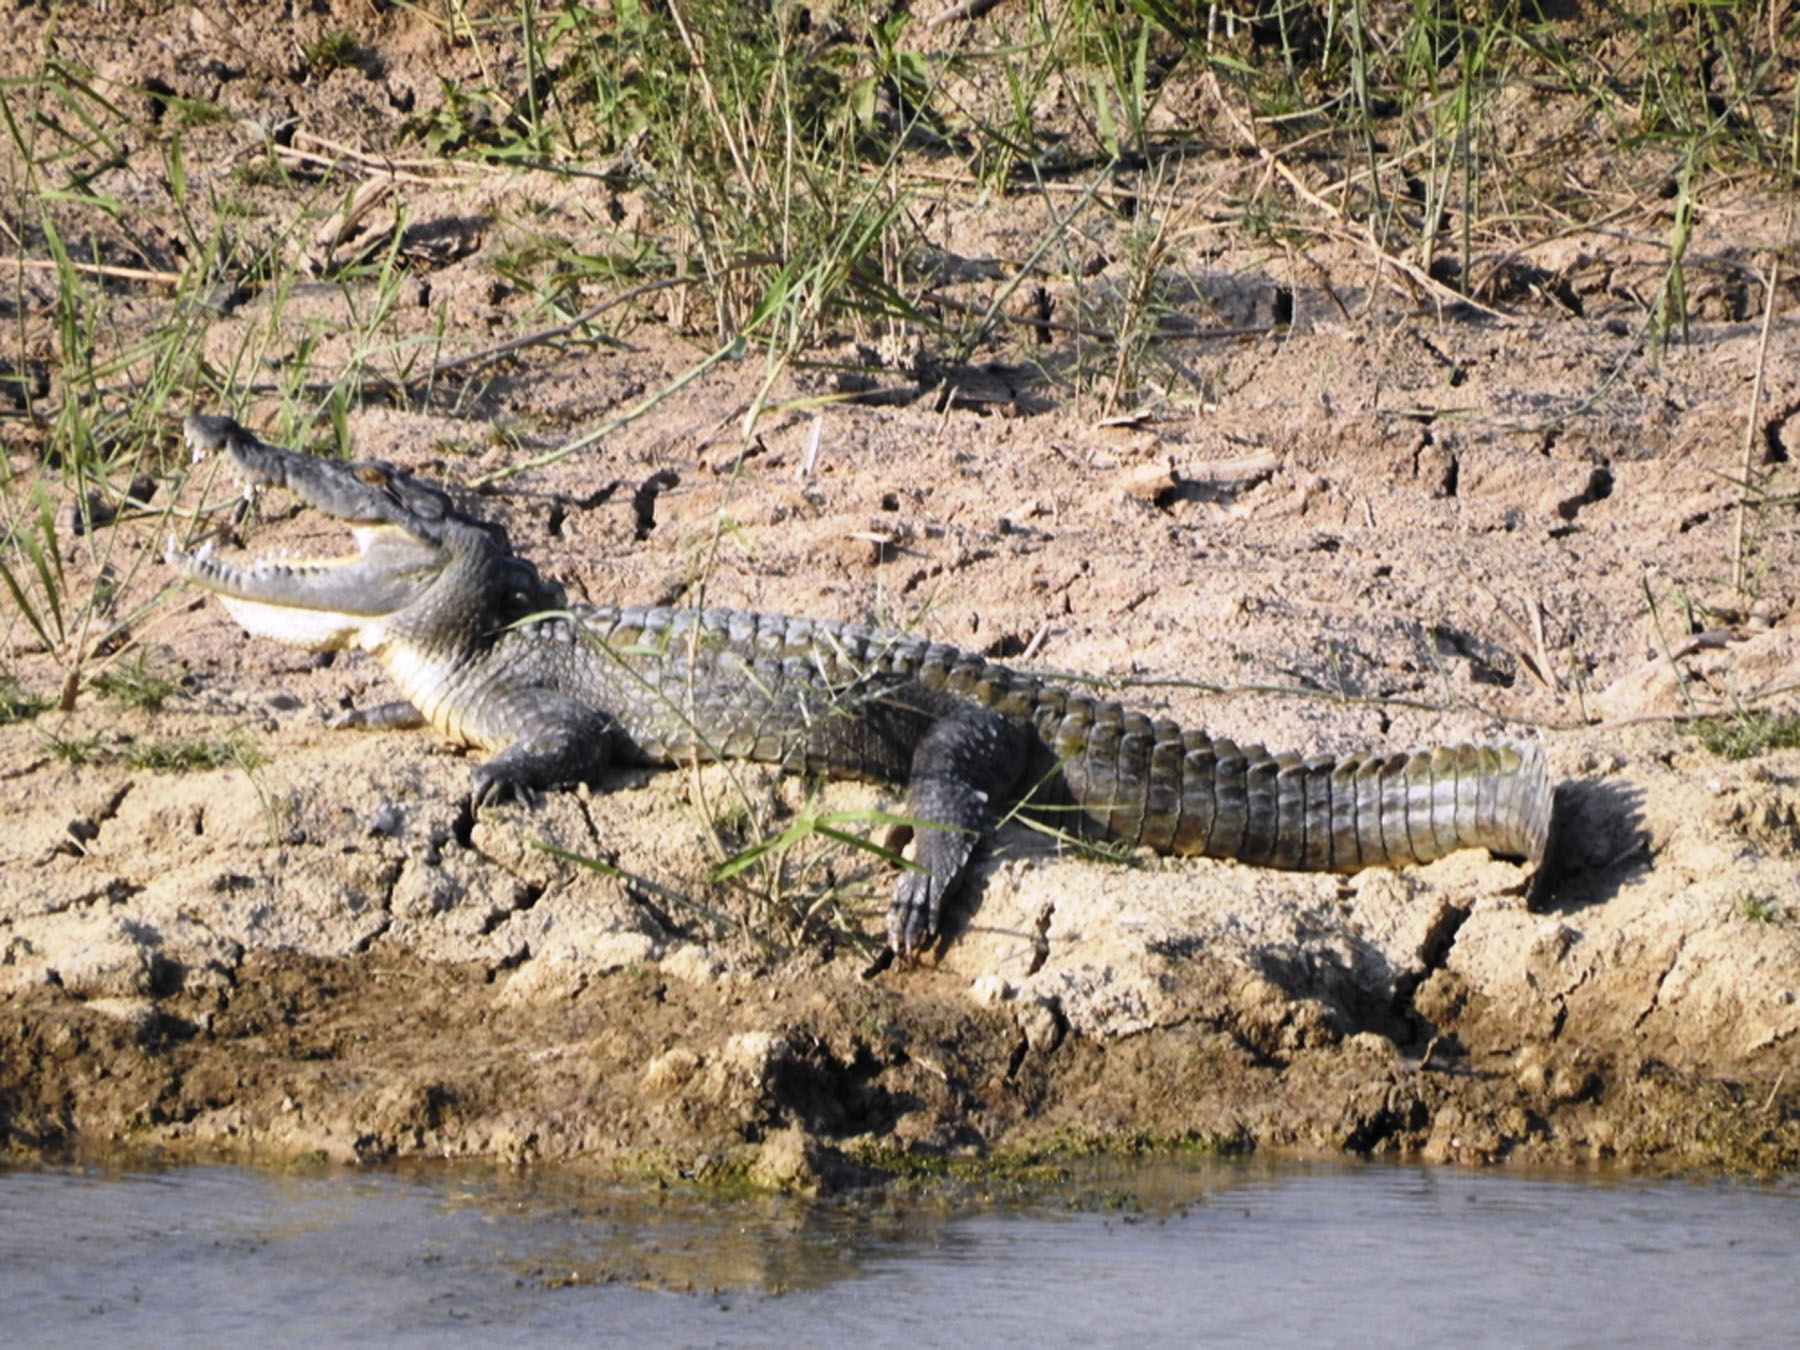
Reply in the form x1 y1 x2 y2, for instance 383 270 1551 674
3 4 1799 1184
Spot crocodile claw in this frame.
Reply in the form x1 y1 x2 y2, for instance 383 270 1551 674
888 868 941 955
471 765 544 811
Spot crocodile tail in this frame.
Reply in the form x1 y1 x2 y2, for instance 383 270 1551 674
1044 707 1552 873
1165 735 1551 873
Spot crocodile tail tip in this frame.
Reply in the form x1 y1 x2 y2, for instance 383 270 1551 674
1513 735 1558 903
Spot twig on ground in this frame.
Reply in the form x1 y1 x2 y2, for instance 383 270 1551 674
1733 236 1783 594
1200 58 1514 324
1763 1068 1788 1115
1526 594 1559 696
13 257 183 286
430 278 681 376
306 175 396 275
430 256 778 380
1476 584 1557 692
468 336 746 486
290 130 449 175
272 142 446 186
1584 698 1800 733
924 288 1274 345
927 0 1007 26
1180 450 1282 487
925 289 1113 341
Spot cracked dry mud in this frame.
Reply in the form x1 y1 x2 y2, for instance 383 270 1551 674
4 3 1800 1183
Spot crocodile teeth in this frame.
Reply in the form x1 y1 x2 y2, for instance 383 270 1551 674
165 535 215 569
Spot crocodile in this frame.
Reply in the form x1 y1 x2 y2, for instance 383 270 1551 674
171 413 1555 953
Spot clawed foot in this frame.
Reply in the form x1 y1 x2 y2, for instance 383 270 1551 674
887 867 944 957
470 765 544 810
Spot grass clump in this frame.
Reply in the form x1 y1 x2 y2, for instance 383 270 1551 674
121 735 266 774
1741 894 1786 924
0 675 50 723
36 727 264 774
302 31 378 80
1688 711 1800 761
709 796 921 950
406 0 931 359
88 650 180 712
41 728 106 764
540 788 913 956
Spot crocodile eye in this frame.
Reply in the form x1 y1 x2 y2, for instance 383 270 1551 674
355 465 389 485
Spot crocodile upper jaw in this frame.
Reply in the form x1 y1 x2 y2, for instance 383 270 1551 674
182 412 455 536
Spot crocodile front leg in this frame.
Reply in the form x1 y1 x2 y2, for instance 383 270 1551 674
318 680 615 806
466 692 621 807
332 700 428 732
889 704 1029 953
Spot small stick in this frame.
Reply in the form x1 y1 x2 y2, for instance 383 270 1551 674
12 256 184 286
923 289 1116 341
928 0 1006 25
289 129 445 173
1019 619 1053 662
1582 697 1800 733
469 335 745 486
1476 583 1554 691
429 276 685 376
432 256 777 379
310 176 394 254
1200 59 1512 324
1525 593 1560 696
1180 450 1281 486
272 143 444 186
799 414 822 476
1762 1067 1787 1115
1734 241 1782 594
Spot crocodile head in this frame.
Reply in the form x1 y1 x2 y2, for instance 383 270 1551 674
171 413 557 651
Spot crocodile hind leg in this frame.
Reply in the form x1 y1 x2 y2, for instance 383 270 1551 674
889 705 1030 954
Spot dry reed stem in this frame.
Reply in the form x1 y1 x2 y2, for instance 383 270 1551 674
1733 230 1784 594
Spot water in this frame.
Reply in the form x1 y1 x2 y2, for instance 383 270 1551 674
2 1158 1794 1347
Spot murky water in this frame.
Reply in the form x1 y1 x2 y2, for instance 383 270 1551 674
2 1157 1794 1347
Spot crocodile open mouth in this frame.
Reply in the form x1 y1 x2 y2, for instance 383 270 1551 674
172 411 455 648
170 524 448 648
